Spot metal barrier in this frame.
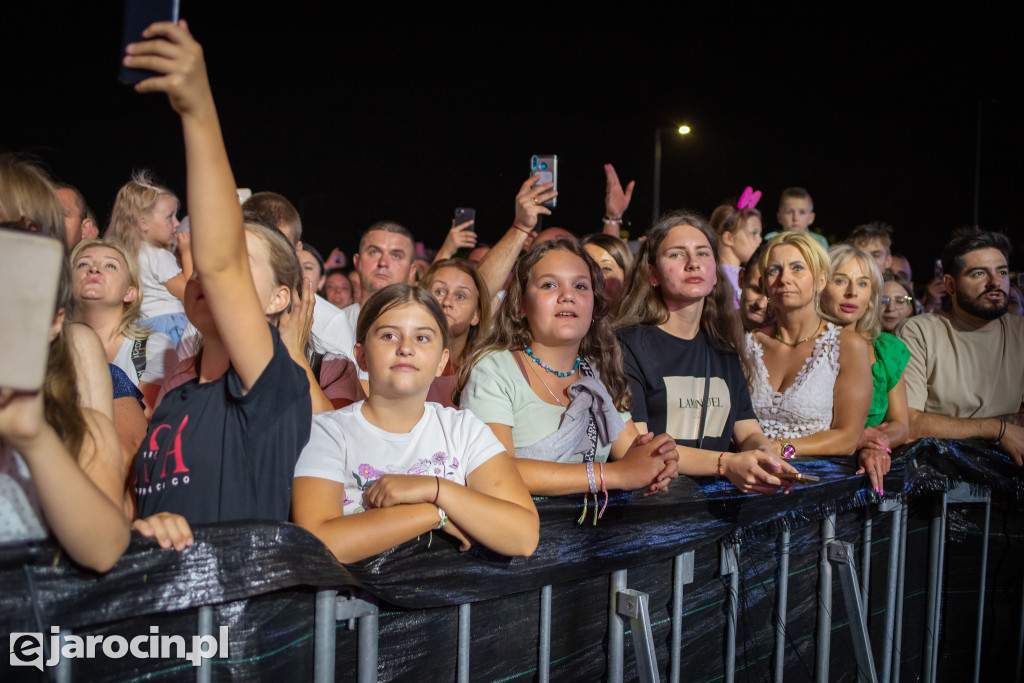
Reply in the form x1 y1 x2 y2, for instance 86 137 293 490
2 438 1021 681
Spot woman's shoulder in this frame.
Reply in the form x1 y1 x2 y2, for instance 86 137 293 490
873 332 910 367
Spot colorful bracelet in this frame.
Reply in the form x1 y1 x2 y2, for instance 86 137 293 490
598 462 609 519
512 222 534 236
717 452 726 478
586 461 598 494
435 507 447 530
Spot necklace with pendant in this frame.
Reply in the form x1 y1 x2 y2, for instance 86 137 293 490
773 319 823 347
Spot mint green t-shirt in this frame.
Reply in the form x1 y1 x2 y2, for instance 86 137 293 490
460 350 630 462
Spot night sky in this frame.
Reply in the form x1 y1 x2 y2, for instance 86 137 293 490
8 5 1021 279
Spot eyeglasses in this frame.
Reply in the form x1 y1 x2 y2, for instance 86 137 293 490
881 295 913 307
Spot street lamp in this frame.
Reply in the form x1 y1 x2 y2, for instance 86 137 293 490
652 125 692 220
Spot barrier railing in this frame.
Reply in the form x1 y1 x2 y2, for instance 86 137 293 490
1 438 1021 681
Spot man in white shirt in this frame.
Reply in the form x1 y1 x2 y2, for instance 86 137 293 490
898 229 1023 465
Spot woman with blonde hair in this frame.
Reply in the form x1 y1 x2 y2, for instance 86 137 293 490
740 232 875 465
820 243 909 493
71 239 176 418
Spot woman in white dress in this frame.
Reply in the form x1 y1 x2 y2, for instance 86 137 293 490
740 232 873 460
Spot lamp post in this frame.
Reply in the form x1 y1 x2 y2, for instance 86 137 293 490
652 125 691 220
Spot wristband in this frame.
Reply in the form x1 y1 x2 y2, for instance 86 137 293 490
602 216 623 224
435 507 448 530
717 452 726 478
598 462 608 519
586 461 598 494
995 419 1007 445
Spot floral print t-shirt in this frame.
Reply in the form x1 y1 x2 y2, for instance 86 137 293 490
293 401 505 515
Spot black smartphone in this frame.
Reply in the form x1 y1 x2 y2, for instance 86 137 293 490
530 155 558 208
454 207 475 232
119 0 180 85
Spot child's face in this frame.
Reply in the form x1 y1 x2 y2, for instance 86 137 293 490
776 198 815 232
522 249 595 347
728 215 763 264
140 195 180 247
355 302 449 397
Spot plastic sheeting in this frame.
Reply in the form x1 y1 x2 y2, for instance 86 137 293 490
1 438 1021 681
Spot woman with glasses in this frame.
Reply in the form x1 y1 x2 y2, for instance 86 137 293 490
880 275 916 333
820 245 911 494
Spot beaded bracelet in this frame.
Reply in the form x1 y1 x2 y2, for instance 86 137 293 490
435 507 448 530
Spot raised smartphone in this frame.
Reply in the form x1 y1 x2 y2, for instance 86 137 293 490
119 0 180 84
454 207 476 232
530 155 558 208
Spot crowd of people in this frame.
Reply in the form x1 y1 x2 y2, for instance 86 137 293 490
2 20 1022 574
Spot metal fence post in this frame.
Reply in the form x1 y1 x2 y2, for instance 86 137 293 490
608 570 628 683
457 603 471 683
669 551 695 683
774 529 790 683
314 589 338 683
815 514 836 683
539 585 552 683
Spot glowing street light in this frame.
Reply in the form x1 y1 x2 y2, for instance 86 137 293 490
653 124 693 220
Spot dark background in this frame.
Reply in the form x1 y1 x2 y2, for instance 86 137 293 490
7 4 1021 280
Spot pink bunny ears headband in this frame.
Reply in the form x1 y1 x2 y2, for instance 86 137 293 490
737 186 761 210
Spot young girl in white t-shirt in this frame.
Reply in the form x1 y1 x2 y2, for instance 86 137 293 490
106 171 190 346
292 283 539 563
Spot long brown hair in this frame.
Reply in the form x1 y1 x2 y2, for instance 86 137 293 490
454 239 631 411
421 258 491 363
616 210 741 354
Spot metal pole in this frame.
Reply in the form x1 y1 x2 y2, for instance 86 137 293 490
775 529 791 683
357 606 378 683
973 498 991 683
54 629 71 683
892 504 908 682
608 570 628 683
670 557 683 683
972 98 983 226
725 543 740 683
923 493 947 683
862 508 872 616
196 605 213 683
652 129 663 221
457 603 471 683
881 506 902 683
539 585 552 683
314 590 338 683
815 514 836 683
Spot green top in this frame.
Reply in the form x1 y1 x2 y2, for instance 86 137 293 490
867 332 910 427
763 229 829 250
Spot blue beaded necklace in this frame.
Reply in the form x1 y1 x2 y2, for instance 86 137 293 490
524 347 580 377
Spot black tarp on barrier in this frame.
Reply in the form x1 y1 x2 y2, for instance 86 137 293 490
1 438 1021 681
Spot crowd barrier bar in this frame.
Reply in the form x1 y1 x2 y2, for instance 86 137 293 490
7 442 1023 682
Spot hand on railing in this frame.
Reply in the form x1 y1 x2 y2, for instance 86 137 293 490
855 447 891 495
611 431 679 494
133 512 194 551
721 450 798 495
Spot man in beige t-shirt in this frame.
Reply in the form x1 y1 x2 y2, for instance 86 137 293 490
898 229 1023 465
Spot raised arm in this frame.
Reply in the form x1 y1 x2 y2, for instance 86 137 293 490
476 176 556 306
0 390 130 572
126 21 272 390
602 163 634 236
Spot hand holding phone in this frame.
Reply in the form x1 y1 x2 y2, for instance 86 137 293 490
530 155 558 208
774 471 820 484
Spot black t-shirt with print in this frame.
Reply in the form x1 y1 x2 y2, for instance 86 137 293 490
617 324 755 452
134 324 311 524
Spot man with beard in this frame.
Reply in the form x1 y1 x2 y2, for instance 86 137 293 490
899 229 1023 465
